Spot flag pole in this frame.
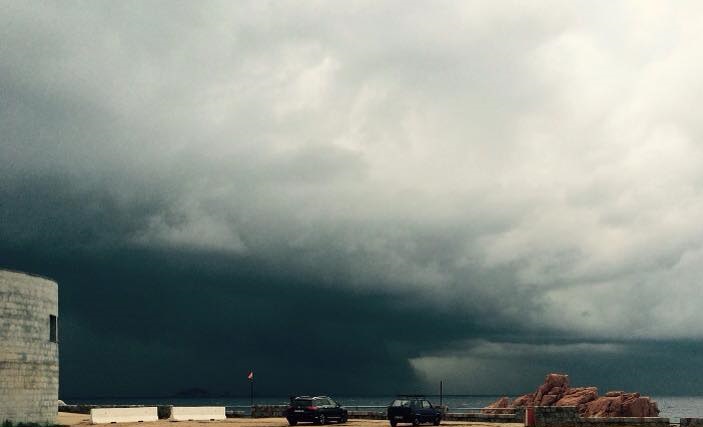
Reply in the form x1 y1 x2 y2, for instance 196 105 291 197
250 371 254 407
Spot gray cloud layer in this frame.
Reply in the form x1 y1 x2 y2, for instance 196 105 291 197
3 1 703 396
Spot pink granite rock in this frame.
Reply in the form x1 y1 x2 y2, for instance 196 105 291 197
556 387 598 407
583 396 622 417
544 373 570 389
482 396 511 414
540 395 559 406
582 392 659 417
605 391 624 397
547 386 562 396
483 373 659 418
512 394 534 407
624 396 653 417
649 401 659 416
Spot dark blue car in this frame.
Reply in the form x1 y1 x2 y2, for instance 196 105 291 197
285 396 348 425
387 396 442 426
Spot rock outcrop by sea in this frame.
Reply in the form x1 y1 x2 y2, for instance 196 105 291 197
485 373 659 417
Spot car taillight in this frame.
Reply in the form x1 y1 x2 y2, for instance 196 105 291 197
307 406 318 410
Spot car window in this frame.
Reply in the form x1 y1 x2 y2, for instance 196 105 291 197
316 398 329 407
411 400 422 408
423 401 432 408
293 399 312 407
392 400 410 407
328 398 337 406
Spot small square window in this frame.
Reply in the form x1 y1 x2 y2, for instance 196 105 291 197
49 314 58 343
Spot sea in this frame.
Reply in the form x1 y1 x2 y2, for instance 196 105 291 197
62 396 703 422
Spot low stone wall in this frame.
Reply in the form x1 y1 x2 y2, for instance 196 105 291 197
346 409 521 422
348 410 385 420
226 409 248 418
580 417 671 427
681 419 703 427
445 412 522 423
534 406 669 427
251 405 392 419
535 406 580 427
251 405 287 418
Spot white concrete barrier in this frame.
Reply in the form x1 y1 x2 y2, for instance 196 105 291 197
90 407 158 424
171 406 226 421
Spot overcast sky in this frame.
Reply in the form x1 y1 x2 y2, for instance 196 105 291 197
3 1 703 398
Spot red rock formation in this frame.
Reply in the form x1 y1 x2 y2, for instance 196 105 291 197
511 373 571 407
582 391 659 417
625 397 654 417
555 387 598 413
583 395 621 417
481 396 511 414
649 401 659 417
484 373 660 417
512 394 534 407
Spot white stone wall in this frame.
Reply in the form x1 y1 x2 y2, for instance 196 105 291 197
0 270 59 425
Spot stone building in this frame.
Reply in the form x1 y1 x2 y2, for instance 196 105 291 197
0 269 59 424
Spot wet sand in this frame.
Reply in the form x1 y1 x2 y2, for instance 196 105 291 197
57 413 521 427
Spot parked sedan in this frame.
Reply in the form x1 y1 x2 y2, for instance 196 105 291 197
285 396 348 425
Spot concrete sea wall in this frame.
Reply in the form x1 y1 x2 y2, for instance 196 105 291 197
534 406 670 427
0 270 59 425
60 405 174 420
445 412 521 422
251 405 287 418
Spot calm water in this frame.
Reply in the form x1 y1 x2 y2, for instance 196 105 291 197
63 396 703 421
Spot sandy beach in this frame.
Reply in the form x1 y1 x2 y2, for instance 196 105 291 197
57 413 521 427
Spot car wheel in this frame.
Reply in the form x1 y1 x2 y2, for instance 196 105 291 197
287 418 298 426
339 415 348 424
318 414 327 425
412 416 420 426
390 421 397 427
433 417 441 426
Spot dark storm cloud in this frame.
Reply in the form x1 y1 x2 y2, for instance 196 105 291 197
3 1 703 397
0 174 519 396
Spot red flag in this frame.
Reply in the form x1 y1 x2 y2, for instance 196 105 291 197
247 371 254 380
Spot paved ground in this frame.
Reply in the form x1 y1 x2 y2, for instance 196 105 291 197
57 412 521 427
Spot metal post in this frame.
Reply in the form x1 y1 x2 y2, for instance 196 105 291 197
440 381 443 406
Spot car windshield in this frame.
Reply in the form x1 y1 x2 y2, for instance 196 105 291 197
392 400 411 407
292 399 313 407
